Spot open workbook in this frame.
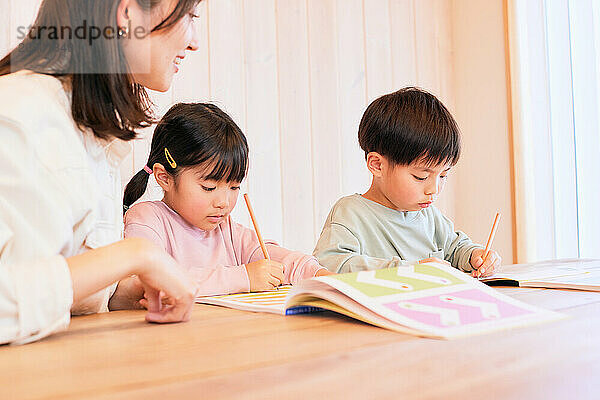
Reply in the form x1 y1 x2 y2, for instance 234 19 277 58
481 258 600 291
197 262 563 339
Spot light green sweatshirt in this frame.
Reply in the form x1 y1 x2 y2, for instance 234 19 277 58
313 194 482 273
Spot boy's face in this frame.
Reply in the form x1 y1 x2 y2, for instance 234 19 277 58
377 157 451 212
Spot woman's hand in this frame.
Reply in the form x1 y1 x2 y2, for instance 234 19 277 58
133 240 196 323
68 238 195 324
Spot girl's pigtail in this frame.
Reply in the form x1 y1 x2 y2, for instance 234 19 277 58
123 169 152 215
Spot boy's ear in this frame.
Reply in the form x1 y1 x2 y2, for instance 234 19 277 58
366 152 386 177
153 163 172 192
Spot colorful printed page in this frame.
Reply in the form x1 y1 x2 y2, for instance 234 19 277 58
197 286 323 315
197 286 291 314
482 259 600 291
287 262 564 339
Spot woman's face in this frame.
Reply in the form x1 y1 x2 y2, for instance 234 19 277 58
120 0 200 92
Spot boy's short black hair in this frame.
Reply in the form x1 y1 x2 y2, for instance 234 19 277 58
358 87 461 167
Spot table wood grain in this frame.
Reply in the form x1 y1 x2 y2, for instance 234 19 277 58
2 288 599 400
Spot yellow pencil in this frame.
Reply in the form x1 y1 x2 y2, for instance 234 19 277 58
243 193 270 260
479 212 501 277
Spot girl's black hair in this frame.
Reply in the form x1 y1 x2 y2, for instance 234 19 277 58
0 0 201 141
358 87 461 167
123 103 248 213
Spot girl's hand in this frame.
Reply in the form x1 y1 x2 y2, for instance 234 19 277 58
470 249 501 278
315 268 335 277
246 259 285 291
418 257 450 266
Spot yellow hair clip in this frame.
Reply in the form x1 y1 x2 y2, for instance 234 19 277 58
164 148 177 169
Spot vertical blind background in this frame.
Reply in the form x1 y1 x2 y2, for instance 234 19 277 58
509 0 600 261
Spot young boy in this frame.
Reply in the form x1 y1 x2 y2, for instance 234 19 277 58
313 87 500 277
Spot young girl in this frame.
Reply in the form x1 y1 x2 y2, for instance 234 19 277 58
123 103 332 297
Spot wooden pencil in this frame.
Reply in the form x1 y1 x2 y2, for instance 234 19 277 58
243 193 270 260
479 212 501 276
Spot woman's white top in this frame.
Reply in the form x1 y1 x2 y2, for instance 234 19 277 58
0 71 130 344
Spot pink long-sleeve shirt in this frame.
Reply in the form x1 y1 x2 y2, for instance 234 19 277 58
124 201 325 296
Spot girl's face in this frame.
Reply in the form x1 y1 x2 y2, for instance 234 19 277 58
377 158 451 212
120 0 201 92
162 166 242 231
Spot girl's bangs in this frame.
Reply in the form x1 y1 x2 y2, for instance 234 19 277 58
199 146 247 183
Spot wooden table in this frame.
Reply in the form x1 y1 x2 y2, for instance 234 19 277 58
2 287 600 400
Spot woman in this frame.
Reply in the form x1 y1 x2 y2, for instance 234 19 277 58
0 0 201 344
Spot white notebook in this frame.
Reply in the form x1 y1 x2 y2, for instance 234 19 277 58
481 259 600 291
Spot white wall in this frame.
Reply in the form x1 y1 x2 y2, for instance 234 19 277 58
1 0 516 261
152 0 457 254
451 0 515 263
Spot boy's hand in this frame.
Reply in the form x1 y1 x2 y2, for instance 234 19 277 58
418 257 450 266
246 259 285 291
470 249 501 278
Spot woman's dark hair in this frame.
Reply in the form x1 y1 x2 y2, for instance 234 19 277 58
0 0 200 141
123 103 249 213
358 87 461 167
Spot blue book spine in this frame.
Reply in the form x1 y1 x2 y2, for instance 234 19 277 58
285 306 325 315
